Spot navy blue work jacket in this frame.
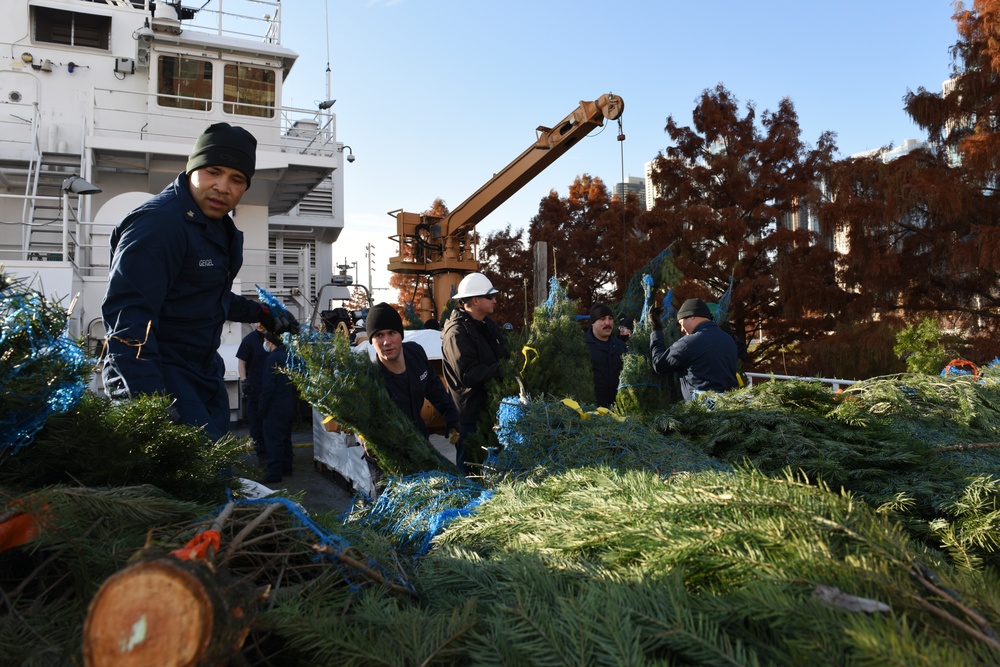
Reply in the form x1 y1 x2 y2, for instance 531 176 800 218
101 172 263 435
650 320 738 401
585 328 627 408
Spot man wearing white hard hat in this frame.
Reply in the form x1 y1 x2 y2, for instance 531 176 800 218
441 272 509 471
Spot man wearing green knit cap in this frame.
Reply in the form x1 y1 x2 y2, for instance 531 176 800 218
102 123 297 440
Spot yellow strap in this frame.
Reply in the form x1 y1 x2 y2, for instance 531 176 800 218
593 406 627 422
561 399 626 422
521 346 539 374
561 398 589 419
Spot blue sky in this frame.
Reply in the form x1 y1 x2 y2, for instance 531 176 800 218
278 1 959 297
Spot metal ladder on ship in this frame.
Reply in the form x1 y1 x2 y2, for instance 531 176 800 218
22 150 83 262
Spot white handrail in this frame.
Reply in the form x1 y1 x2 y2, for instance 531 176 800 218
744 372 857 392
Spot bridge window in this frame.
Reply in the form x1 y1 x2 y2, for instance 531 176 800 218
223 64 275 118
34 7 111 50
157 55 213 111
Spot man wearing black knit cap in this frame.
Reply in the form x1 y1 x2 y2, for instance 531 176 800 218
585 303 627 409
648 297 738 401
367 303 460 445
102 122 297 440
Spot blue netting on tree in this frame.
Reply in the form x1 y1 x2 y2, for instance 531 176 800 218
637 274 675 332
349 471 492 556
619 248 674 321
714 276 735 324
256 284 300 359
541 275 568 311
497 396 527 448
1 277 91 460
256 284 293 320
639 274 655 326
231 494 415 594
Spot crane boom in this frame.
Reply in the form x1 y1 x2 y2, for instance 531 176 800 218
387 93 624 320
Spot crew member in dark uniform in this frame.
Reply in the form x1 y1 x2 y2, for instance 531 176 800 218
102 123 297 439
585 303 627 409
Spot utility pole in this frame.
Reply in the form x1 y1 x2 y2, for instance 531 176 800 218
365 243 375 298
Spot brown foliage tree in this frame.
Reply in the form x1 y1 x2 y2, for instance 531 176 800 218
346 286 370 312
905 1 1000 176
479 224 532 329
527 175 629 308
643 84 843 370
821 149 1000 327
822 1 1000 349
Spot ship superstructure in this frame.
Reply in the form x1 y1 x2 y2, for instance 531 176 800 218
0 0 346 370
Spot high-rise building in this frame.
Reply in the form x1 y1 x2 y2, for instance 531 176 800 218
614 176 647 210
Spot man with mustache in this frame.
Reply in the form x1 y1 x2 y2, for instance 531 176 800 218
585 303 627 409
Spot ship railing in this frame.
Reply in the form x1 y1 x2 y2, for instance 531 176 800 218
743 372 857 393
181 0 282 44
23 102 44 237
91 89 340 158
0 191 114 272
241 246 315 319
99 1 281 44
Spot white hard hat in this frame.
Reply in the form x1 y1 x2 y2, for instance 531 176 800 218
453 272 498 300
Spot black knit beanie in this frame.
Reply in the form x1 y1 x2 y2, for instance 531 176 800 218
186 123 257 185
676 298 712 321
589 303 613 324
366 303 404 339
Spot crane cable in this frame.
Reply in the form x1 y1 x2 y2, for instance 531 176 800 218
617 115 627 287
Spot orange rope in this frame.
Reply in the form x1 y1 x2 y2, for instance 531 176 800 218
943 358 979 379
171 529 221 561
0 512 42 553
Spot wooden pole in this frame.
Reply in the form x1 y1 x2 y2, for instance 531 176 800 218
533 241 547 308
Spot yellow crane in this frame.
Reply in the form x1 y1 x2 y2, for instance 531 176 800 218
387 93 625 320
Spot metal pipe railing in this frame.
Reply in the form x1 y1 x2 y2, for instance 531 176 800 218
744 372 857 392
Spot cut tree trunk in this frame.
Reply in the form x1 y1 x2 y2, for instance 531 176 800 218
83 557 260 667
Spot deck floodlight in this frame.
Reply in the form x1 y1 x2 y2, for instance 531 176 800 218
62 175 102 195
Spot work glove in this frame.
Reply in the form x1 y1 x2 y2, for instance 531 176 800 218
259 305 300 336
446 426 461 447
240 381 254 398
647 306 663 331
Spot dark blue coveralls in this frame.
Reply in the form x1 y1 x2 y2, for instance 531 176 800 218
236 328 269 458
102 173 263 439
259 344 295 479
